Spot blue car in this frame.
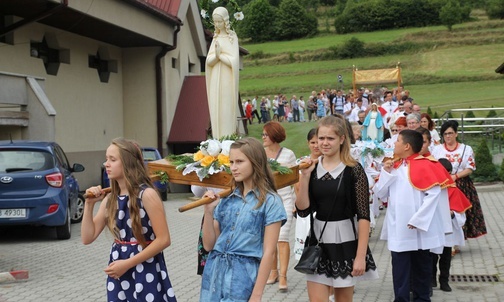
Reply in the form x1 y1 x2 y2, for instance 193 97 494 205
101 147 167 200
0 140 85 239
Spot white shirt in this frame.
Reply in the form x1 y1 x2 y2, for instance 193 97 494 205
349 105 366 122
374 163 449 253
382 101 398 120
251 98 257 110
343 102 354 119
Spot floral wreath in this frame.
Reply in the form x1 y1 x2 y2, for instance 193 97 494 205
199 0 244 30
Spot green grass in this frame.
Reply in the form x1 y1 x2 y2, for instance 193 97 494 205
237 14 504 159
238 18 504 112
246 121 318 158
241 26 447 55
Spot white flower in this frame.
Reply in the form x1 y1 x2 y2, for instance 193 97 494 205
200 139 221 157
234 11 244 21
211 0 219 3
220 140 234 156
200 9 207 18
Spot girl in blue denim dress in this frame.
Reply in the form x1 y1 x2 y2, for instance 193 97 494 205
200 137 287 302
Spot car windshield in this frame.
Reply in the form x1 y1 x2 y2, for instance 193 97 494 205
0 150 54 173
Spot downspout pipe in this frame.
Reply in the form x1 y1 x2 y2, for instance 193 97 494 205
0 0 68 38
155 23 180 154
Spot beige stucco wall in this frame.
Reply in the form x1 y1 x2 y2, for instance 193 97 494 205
122 47 159 147
0 0 208 189
0 22 124 187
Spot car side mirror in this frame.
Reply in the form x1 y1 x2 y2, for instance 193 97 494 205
72 163 85 173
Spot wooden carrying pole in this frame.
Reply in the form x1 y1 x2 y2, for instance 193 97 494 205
177 161 313 212
82 175 161 199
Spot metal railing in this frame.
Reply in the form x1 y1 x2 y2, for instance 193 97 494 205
433 107 504 152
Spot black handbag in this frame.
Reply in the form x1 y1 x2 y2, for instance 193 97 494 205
294 173 343 274
294 244 322 274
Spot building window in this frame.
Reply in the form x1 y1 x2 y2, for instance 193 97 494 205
0 15 14 45
30 36 69 76
88 50 117 83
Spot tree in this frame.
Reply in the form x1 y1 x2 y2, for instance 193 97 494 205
427 106 433 116
439 0 463 31
486 0 504 19
239 0 276 42
473 139 498 182
274 0 317 40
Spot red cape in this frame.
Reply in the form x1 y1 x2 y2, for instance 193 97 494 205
394 153 451 191
395 153 471 212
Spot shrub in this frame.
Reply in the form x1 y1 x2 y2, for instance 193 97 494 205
473 139 499 182
500 157 504 181
465 109 475 119
334 0 445 34
339 37 365 59
487 109 498 118
486 0 504 19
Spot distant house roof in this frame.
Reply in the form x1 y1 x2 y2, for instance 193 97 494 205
496 62 504 74
167 76 210 143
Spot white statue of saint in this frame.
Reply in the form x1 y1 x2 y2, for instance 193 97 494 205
205 7 240 139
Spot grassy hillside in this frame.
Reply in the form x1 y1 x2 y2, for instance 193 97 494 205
238 18 504 112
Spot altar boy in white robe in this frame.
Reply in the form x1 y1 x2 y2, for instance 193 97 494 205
373 130 452 302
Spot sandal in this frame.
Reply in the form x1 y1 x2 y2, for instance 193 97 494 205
266 270 278 285
278 274 288 292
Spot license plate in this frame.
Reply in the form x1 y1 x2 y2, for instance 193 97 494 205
0 209 26 218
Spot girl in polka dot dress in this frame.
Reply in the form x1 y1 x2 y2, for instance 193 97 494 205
82 138 177 302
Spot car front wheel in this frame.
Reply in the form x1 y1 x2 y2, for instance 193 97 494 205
56 206 71 240
71 194 85 223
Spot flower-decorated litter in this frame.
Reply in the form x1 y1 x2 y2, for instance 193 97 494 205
167 136 292 181
351 140 394 168
199 0 243 30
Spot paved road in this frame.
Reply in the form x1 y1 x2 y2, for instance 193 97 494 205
1 184 504 301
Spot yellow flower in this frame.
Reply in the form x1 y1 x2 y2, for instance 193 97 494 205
201 155 216 167
193 150 205 161
217 154 230 166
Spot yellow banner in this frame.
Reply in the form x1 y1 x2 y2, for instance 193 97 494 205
354 68 400 85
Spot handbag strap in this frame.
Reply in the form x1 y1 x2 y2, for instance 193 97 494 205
311 171 344 244
453 144 466 175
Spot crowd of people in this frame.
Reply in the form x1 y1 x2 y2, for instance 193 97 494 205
81 85 488 301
